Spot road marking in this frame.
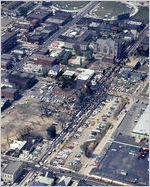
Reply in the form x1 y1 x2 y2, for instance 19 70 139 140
109 139 141 148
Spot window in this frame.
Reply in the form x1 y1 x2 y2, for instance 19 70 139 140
110 47 113 54
103 46 107 54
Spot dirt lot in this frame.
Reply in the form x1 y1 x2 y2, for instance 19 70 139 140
1 81 70 153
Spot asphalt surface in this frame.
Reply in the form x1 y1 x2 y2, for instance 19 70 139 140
91 142 149 186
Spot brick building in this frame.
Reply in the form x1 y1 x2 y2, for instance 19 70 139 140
8 71 37 89
1 87 19 100
30 54 57 67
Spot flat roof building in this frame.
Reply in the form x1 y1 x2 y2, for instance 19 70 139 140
8 71 36 89
62 70 76 78
2 161 23 184
33 175 54 186
30 53 57 67
76 68 95 81
132 105 149 139
27 8 52 23
2 31 17 53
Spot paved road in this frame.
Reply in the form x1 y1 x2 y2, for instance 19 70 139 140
2 155 107 186
125 25 149 56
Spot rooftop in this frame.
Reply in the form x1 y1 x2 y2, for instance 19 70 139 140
30 54 56 62
132 105 149 136
27 8 52 21
35 176 54 185
10 140 27 150
126 57 140 67
127 20 142 26
63 70 75 77
2 31 17 44
1 87 18 94
2 161 23 175
76 68 95 81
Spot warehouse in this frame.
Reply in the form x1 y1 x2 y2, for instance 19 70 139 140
132 105 149 140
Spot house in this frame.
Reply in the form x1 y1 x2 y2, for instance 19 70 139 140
76 68 95 81
48 65 62 77
2 161 23 184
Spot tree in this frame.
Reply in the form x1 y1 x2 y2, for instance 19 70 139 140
47 125 56 139
77 88 87 101
60 51 72 65
42 66 49 77
80 142 92 157
18 7 28 16
73 44 83 56
84 49 94 61
80 57 82 67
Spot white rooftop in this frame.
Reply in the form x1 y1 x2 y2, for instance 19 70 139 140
10 140 27 150
128 20 142 26
76 68 95 81
35 176 54 185
63 70 75 77
132 105 149 136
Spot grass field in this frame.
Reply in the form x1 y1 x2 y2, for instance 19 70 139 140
52 1 89 10
95 1 132 19
132 7 149 23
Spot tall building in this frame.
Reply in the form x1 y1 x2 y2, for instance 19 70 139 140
90 38 122 62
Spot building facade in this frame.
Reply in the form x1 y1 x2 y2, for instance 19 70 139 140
2 161 23 184
91 38 122 61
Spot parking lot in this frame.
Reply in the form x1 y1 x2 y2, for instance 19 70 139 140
91 142 149 186
50 96 127 172
113 101 148 139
